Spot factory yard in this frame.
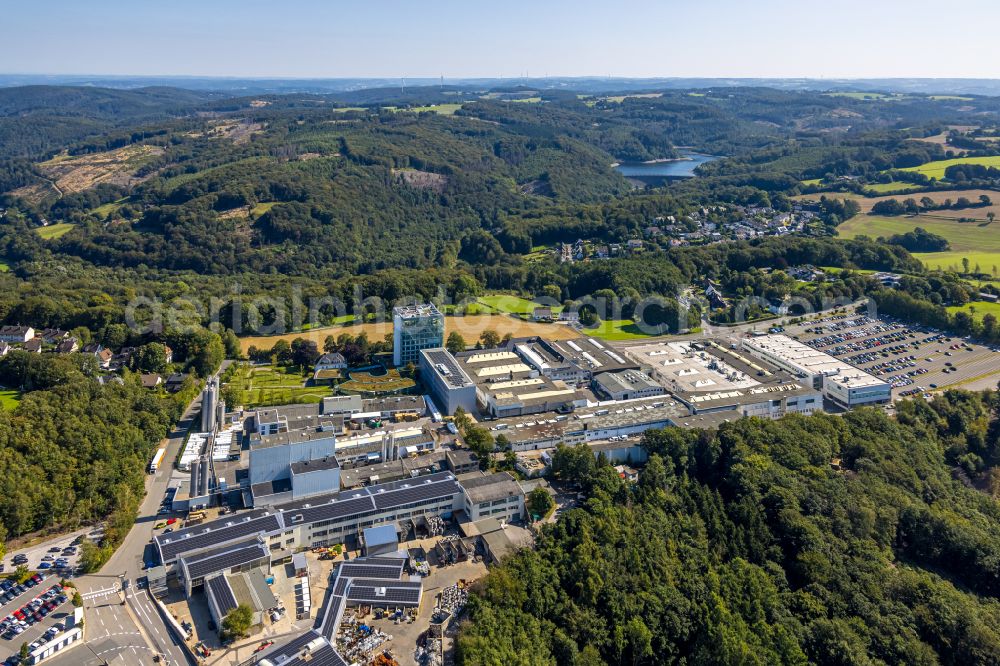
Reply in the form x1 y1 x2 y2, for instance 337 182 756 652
780 314 1000 400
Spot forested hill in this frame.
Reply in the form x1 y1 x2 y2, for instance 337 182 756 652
4 84 998 279
0 85 226 160
458 390 1000 665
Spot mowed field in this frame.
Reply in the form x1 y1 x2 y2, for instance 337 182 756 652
238 314 579 354
35 223 76 240
838 213 1000 272
899 156 1000 180
947 300 1000 323
0 388 22 410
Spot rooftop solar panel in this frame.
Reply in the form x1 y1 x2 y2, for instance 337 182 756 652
206 575 237 616
181 540 268 580
346 585 421 605
337 564 404 579
372 478 458 511
158 513 280 562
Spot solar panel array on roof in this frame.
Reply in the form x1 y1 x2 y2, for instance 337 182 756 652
181 540 267 580
319 595 345 639
157 512 281 562
347 584 422 606
372 477 456 511
338 564 403 580
259 630 320 663
284 642 348 666
206 575 237 616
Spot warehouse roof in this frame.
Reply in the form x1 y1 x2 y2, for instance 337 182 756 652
459 472 523 504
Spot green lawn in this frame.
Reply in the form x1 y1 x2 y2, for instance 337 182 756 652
899 155 1000 180
477 294 562 316
800 178 823 187
0 260 9 273
0 389 21 411
865 182 923 194
35 223 75 240
839 215 1000 252
914 251 1000 274
226 364 334 407
92 198 128 219
946 300 1000 322
582 319 661 341
251 201 279 218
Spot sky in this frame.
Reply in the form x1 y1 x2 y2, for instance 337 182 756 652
5 0 999 79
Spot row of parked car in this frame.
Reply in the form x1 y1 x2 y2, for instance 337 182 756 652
0 574 45 609
0 582 68 641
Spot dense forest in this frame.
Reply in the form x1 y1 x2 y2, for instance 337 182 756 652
458 390 1000 665
0 351 200 567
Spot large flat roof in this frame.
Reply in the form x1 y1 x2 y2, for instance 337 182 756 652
742 334 887 389
393 303 443 319
421 348 475 388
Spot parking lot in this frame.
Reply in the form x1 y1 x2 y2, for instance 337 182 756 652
0 574 73 665
784 315 1000 400
6 529 94 579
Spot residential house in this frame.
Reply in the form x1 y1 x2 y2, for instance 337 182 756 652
94 347 113 369
55 338 79 354
140 373 163 389
0 326 34 343
165 373 189 393
0 341 8 358
531 307 553 322
39 329 69 344
23 339 42 354
313 352 347 384
614 464 639 483
705 282 727 309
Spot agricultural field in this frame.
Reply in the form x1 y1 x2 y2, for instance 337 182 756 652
838 214 1000 272
37 144 164 193
946 299 1000 323
404 103 464 115
35 223 76 240
825 189 1000 217
338 369 414 394
899 155 1000 180
0 388 21 411
864 182 923 194
915 251 1000 274
823 91 896 100
226 364 333 407
238 314 578 354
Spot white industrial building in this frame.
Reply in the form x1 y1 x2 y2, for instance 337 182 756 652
740 334 891 408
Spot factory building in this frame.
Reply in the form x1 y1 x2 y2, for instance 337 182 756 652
593 370 666 401
420 348 478 415
740 334 891 408
458 472 525 523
